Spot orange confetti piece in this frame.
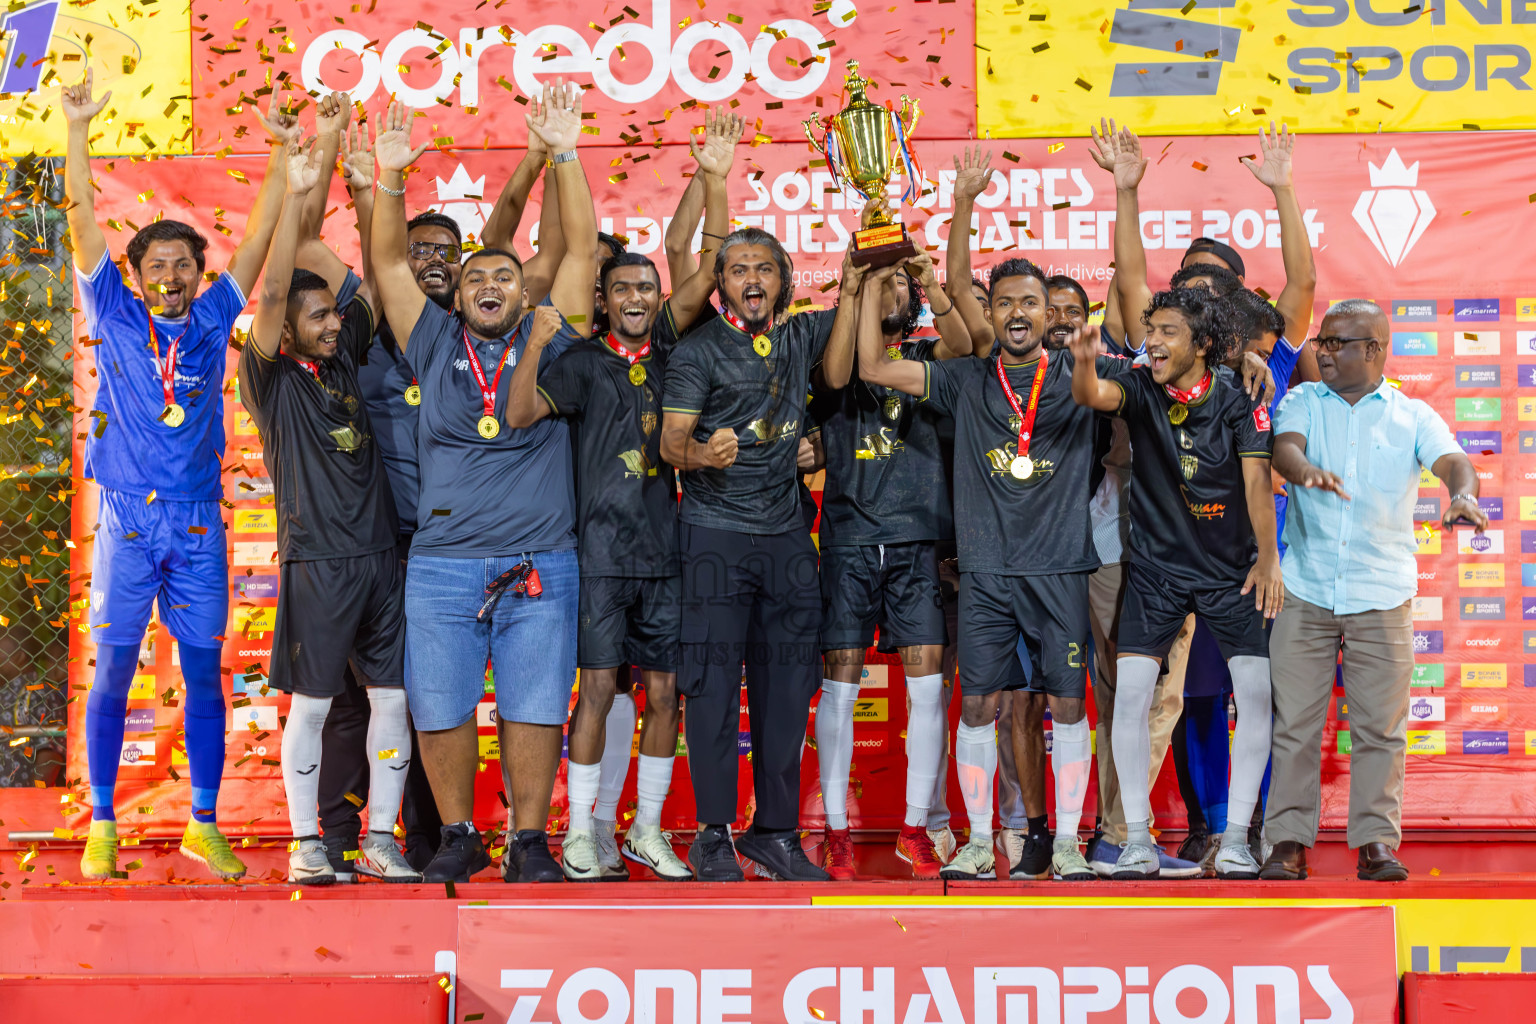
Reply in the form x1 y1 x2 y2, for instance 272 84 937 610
1192 162 1208 172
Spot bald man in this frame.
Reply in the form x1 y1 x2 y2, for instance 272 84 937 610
1259 300 1486 883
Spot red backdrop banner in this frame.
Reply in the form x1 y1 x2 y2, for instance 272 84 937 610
64 62 1536 838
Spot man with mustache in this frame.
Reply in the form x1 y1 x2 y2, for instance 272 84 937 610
503 110 742 882
858 249 1133 883
370 83 598 883
659 224 863 881
239 141 420 884
812 250 973 880
65 71 293 882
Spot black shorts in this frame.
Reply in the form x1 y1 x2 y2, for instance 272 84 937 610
820 541 948 653
578 575 681 672
1118 561 1269 662
959 571 1091 699
270 548 406 697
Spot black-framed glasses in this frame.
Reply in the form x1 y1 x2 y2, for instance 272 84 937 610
1306 335 1376 353
409 241 462 263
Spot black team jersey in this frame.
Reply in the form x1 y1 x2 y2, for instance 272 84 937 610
662 308 835 535
238 297 398 563
814 336 951 547
922 351 1131 575
1112 364 1273 586
536 303 684 578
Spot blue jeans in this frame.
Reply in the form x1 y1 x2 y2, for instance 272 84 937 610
404 549 578 730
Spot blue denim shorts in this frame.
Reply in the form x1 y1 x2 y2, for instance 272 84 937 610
404 549 579 730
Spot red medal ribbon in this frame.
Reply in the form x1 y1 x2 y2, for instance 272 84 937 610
288 355 322 381
145 315 187 410
721 308 763 337
994 352 1048 460
462 329 514 421
1164 369 1213 405
602 332 650 365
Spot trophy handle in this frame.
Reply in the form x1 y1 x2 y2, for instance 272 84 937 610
802 115 827 155
898 95 922 139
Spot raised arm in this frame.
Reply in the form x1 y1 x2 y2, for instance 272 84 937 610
528 81 598 328
226 97 305 299
503 306 563 429
298 91 349 241
1091 120 1151 349
945 145 997 354
818 251 866 391
297 119 377 306
481 134 548 252
670 108 744 328
370 99 431 348
1241 122 1316 354
1241 456 1283 618
61 70 111 273
664 175 706 285
250 142 322 359
856 266 927 396
906 251 972 359
1067 324 1122 411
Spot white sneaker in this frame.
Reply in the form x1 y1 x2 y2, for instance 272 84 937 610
561 828 605 882
593 818 628 880
939 837 996 880
1111 841 1160 880
1051 837 1096 881
288 838 336 886
356 831 423 883
997 827 1025 877
1214 841 1262 880
622 823 692 881
927 826 957 864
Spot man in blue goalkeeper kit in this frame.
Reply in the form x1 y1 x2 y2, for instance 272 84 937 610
64 70 291 881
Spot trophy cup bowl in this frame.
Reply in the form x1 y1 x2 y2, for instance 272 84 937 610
804 60 922 268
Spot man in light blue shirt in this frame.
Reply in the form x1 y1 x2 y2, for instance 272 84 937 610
1259 300 1485 884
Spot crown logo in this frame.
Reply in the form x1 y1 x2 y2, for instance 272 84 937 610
1367 149 1419 188
435 164 486 202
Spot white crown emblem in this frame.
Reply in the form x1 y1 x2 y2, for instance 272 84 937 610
434 164 486 202
1352 148 1435 268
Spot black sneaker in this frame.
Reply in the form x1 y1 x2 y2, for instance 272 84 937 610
422 824 491 883
404 832 439 874
502 830 564 883
323 829 360 881
1176 830 1209 865
1011 832 1053 880
688 825 745 881
736 828 831 881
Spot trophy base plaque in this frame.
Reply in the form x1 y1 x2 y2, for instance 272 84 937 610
849 222 918 268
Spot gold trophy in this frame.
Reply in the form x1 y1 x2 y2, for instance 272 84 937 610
803 60 922 268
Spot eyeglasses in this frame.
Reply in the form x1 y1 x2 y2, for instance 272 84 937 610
1306 335 1376 353
409 242 461 263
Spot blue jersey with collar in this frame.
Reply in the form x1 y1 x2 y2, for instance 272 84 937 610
77 252 246 500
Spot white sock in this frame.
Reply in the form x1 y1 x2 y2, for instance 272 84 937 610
1223 656 1274 849
595 694 637 822
635 753 674 827
955 721 997 843
280 692 332 838
815 679 860 830
928 711 952 829
567 760 601 833
364 687 411 834
904 674 945 828
1050 717 1092 844
1111 656 1161 847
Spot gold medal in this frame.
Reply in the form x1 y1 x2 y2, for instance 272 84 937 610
1168 403 1189 425
753 334 772 358
885 344 903 361
161 402 185 428
1009 455 1034 480
404 384 421 406
628 363 646 386
477 414 501 439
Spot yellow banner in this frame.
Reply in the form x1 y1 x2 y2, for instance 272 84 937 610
977 1 1536 137
0 0 191 156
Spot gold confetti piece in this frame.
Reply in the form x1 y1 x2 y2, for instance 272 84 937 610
124 859 143 871
810 1009 826 1020
344 791 364 806
1031 42 1048 53
291 889 302 901
1192 161 1208 171
892 916 907 931
466 1015 486 1022
1001 151 1020 163
52 827 73 839
1463 123 1480 130
1047 142 1064 154
1430 867 1441 876
1074 78 1093 91
344 849 360 861
377 748 398 760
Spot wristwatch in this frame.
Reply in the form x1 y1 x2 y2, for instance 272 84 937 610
1450 493 1477 504
550 150 578 164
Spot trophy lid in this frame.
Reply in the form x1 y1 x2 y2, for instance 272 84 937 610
843 60 870 105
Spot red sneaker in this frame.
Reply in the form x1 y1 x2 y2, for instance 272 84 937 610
822 827 856 881
896 824 943 880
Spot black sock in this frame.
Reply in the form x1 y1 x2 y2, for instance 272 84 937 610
1027 815 1049 841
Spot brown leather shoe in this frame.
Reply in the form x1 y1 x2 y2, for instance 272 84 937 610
1258 840 1308 880
1356 842 1409 881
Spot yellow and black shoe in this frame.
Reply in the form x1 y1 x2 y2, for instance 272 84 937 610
80 820 119 881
